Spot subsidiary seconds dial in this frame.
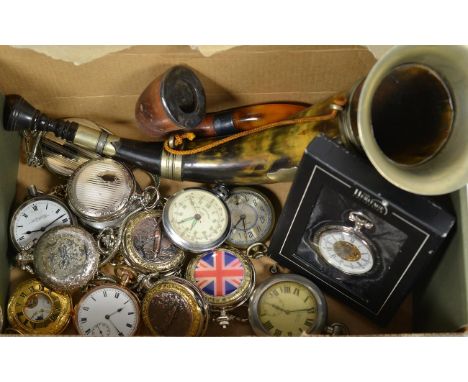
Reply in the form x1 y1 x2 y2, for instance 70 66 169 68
10 195 74 251
162 188 230 253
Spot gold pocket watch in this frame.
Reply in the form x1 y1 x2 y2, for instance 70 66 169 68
248 274 328 336
121 209 185 276
74 267 141 337
225 187 276 249
312 211 377 276
162 187 231 253
185 247 255 327
7 279 72 335
141 276 210 337
15 225 100 292
9 185 75 251
66 158 158 231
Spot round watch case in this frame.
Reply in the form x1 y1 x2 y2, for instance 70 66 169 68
66 158 139 230
33 225 100 292
10 193 75 251
7 279 72 335
141 277 210 337
248 274 328 337
122 209 185 275
185 247 255 311
225 187 276 249
74 284 141 337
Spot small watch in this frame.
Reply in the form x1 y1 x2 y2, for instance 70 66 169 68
312 211 377 276
66 158 158 230
7 279 72 335
141 277 209 337
121 209 185 275
248 274 328 336
15 225 100 292
74 268 141 337
185 247 255 326
162 187 231 253
225 187 276 249
10 185 75 251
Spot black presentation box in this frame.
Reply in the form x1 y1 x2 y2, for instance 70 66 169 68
268 135 456 324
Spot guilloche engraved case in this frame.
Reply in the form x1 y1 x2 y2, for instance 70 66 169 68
268 136 456 324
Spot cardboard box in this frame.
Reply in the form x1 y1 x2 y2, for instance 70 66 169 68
0 45 466 335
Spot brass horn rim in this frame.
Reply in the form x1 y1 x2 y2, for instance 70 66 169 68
357 45 468 196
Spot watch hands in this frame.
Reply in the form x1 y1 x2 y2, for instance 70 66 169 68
105 307 124 319
242 217 248 241
265 302 289 314
189 218 198 231
287 308 315 313
177 216 195 224
24 214 66 234
105 316 124 336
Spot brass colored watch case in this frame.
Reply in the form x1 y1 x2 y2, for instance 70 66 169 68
185 247 255 311
7 279 72 335
141 277 209 337
122 209 185 275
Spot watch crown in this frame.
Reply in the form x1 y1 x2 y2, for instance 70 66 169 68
27 184 39 197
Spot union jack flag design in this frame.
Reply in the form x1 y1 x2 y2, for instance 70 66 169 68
194 250 245 296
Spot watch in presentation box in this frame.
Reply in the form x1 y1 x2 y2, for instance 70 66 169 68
268 136 456 324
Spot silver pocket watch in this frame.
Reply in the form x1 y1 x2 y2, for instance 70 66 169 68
9 185 75 251
15 225 101 292
162 187 231 253
66 158 159 231
312 211 377 276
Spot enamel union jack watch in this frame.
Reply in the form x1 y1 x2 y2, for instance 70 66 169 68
185 247 255 328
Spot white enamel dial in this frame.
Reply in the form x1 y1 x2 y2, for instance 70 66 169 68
163 188 230 252
75 285 140 337
24 293 53 322
10 196 73 251
225 187 275 249
316 229 374 275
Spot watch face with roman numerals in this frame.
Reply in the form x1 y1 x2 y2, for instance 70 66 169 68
75 285 140 337
248 274 327 337
10 195 74 251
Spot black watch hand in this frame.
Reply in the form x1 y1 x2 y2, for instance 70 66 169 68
24 214 66 234
105 307 124 319
106 316 124 336
242 217 248 241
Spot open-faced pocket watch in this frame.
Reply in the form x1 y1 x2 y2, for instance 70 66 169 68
7 278 72 335
185 247 255 327
162 187 231 253
225 187 276 249
74 266 141 337
66 158 159 231
248 274 333 337
140 276 210 337
9 184 75 251
311 211 377 276
121 209 185 276
15 225 101 292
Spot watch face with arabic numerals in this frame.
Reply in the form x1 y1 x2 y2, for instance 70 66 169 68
248 274 327 337
162 188 230 253
75 284 140 337
225 187 276 249
10 195 74 251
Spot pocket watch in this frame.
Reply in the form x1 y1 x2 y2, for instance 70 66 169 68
10 185 74 251
141 276 209 336
66 158 158 231
16 225 100 292
122 209 185 275
74 271 141 337
7 279 72 335
225 187 276 249
185 247 255 326
312 211 377 276
248 274 328 336
162 188 231 253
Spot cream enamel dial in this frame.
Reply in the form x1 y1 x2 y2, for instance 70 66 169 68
225 187 275 249
10 195 74 251
248 274 327 336
162 188 231 253
75 285 140 337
